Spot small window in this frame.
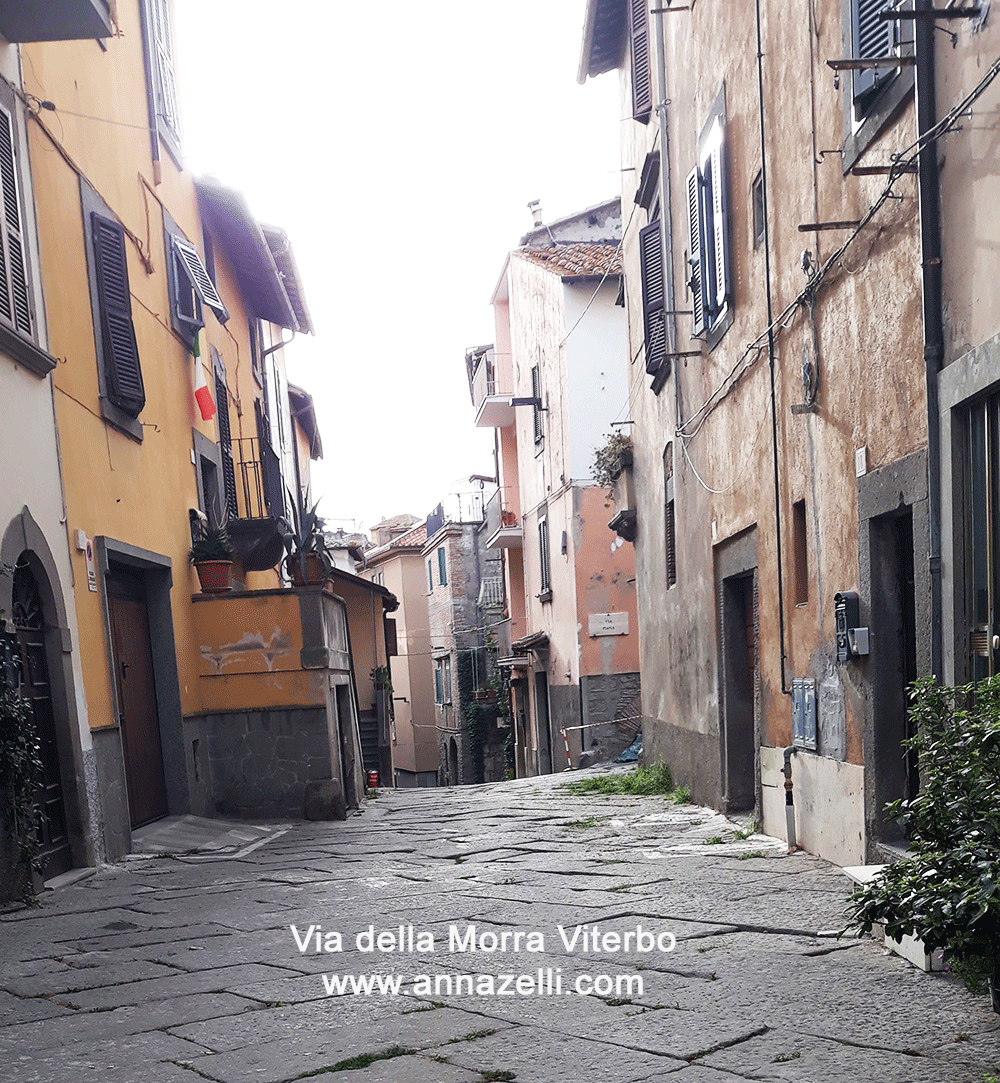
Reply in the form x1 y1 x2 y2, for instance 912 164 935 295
249 317 263 385
437 546 448 586
793 499 809 605
751 171 765 250
435 657 452 705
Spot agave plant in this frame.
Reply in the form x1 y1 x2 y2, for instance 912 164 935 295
188 520 233 564
279 486 332 583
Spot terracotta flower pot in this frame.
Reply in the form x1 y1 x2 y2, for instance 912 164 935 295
194 560 232 593
285 552 328 587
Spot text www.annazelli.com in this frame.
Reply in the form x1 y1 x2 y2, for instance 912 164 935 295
321 969 643 998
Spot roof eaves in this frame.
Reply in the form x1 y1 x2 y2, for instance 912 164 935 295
195 178 299 331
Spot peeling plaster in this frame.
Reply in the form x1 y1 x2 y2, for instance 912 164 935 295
200 627 292 674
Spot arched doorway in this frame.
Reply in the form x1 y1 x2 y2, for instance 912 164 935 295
12 561 72 879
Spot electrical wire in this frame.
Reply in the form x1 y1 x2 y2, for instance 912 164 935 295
674 51 1000 457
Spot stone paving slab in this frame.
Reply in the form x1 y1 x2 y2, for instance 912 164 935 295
1 768 997 1082
54 961 301 1010
0 991 257 1055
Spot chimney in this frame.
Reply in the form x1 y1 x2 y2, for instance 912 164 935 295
527 199 542 228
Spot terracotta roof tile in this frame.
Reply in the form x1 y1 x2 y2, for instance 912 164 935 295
516 242 622 278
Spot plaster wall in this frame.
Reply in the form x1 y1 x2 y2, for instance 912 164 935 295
563 279 629 481
760 745 865 867
938 16 1000 365
613 0 926 843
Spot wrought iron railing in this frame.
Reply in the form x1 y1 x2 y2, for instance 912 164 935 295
233 437 284 521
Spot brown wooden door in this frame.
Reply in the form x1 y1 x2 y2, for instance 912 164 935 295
12 564 72 879
108 585 168 827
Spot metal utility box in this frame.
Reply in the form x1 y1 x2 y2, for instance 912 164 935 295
835 591 860 663
792 678 817 750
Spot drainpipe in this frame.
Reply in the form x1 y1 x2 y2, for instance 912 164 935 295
914 0 944 681
783 745 799 852
756 0 791 697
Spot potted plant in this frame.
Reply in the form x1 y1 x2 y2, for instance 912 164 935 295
189 521 233 593
279 487 332 587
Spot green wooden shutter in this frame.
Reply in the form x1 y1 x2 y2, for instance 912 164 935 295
438 547 447 586
638 219 667 375
0 106 30 335
629 0 652 122
91 213 145 417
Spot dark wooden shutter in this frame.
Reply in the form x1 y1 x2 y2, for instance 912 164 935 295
638 219 667 375
531 365 543 443
629 0 652 122
686 169 705 334
665 500 677 587
0 106 30 335
214 368 238 519
853 0 895 104
91 213 145 416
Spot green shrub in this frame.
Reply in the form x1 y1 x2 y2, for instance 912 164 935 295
845 675 1000 998
562 760 673 796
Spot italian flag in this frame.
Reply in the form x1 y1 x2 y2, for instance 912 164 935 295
193 332 216 421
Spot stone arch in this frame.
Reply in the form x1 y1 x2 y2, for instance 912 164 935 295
0 507 93 876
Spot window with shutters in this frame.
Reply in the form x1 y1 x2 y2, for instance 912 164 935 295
141 0 182 159
538 511 552 602
0 92 52 377
664 444 677 589
639 219 667 376
437 546 448 587
629 0 652 123
212 348 238 520
427 559 434 593
840 0 914 166
164 211 226 343
92 213 145 419
850 0 910 121
686 87 733 351
531 363 544 445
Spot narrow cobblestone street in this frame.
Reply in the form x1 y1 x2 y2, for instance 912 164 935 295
1 771 998 1083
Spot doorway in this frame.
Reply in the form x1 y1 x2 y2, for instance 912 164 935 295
720 571 758 811
534 670 552 775
12 562 72 879
870 507 918 838
106 569 168 828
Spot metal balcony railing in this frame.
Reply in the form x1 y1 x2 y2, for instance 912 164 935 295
478 576 505 608
233 437 284 521
471 354 496 412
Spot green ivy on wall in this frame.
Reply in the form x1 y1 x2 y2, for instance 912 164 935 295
0 683 42 902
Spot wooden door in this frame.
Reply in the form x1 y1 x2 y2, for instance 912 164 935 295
107 582 168 827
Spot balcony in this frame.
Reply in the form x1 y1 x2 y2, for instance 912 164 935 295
0 0 113 41
471 352 515 429
227 438 286 572
486 509 523 550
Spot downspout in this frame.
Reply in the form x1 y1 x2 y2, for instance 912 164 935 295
914 0 944 681
756 0 791 696
783 745 799 852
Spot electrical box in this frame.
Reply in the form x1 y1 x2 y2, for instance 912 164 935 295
835 591 860 663
848 627 870 656
792 678 817 751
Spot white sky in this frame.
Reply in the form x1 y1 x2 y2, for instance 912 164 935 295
174 0 622 535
